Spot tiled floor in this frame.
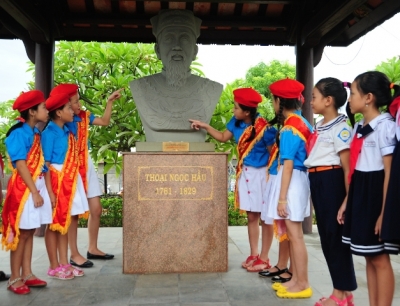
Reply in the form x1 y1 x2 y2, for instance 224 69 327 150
1 226 400 305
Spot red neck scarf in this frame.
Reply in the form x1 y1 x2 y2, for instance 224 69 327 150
348 124 374 183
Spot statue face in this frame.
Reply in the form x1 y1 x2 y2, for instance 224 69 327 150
156 26 198 71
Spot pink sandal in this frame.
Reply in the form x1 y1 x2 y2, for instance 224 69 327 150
60 264 84 277
241 255 258 268
314 295 347 306
47 266 74 280
247 258 271 272
346 293 354 306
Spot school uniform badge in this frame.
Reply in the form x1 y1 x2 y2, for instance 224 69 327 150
337 128 351 142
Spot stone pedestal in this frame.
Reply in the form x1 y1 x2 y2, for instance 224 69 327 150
122 152 228 274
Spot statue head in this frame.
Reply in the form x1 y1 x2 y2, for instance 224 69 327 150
151 10 202 88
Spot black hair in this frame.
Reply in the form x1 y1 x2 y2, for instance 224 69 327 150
42 104 69 131
315 77 349 110
347 71 400 126
269 96 302 147
234 103 258 142
6 104 40 137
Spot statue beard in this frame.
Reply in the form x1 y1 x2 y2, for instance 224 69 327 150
166 59 189 89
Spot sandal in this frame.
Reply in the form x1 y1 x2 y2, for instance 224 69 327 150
259 265 288 277
0 271 10 282
315 294 347 306
272 271 292 283
7 277 31 295
346 293 354 306
47 266 74 280
241 255 258 268
247 258 271 272
23 274 47 287
60 264 84 277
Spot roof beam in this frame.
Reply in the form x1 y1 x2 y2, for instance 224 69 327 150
301 0 366 47
113 0 293 3
65 16 286 29
0 0 50 43
61 26 287 45
334 0 400 46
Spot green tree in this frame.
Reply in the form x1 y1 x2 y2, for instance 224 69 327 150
243 60 295 121
375 56 400 83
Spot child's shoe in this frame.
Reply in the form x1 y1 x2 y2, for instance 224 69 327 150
7 278 31 295
47 266 74 280
23 274 47 287
60 264 84 277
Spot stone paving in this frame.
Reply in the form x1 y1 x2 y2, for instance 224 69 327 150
1 226 400 306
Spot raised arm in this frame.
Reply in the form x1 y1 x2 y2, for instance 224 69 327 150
92 88 123 126
189 119 233 143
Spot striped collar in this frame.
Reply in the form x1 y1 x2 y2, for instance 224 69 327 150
314 114 347 132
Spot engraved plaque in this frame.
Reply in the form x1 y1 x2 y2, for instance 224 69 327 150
138 166 213 200
123 152 228 274
162 142 189 151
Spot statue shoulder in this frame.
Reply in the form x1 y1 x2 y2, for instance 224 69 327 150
191 75 223 96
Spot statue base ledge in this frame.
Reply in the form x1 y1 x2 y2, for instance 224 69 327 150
135 142 215 152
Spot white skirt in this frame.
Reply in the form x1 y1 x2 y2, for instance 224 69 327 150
238 166 267 213
19 175 53 230
52 164 89 216
266 167 310 222
87 157 102 199
261 174 275 225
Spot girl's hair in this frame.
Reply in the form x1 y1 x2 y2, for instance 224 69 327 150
269 96 302 147
6 104 40 137
235 103 257 142
42 104 68 131
347 71 400 126
315 77 349 110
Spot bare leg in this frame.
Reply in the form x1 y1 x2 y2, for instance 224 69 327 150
59 232 70 266
268 239 290 273
45 227 60 269
87 196 106 255
247 211 260 256
366 254 394 306
68 215 87 264
10 229 30 287
259 223 273 262
21 229 35 280
285 220 309 292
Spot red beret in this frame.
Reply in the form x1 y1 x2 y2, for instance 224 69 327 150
50 84 79 98
233 88 262 108
46 93 70 112
269 79 305 100
13 90 45 112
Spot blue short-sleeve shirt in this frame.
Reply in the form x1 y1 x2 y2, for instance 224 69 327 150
279 110 313 171
6 123 40 168
226 115 277 167
269 158 279 175
41 121 71 164
65 111 96 138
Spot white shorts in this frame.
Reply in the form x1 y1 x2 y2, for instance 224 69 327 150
238 166 266 213
52 164 89 216
19 175 53 230
261 174 275 225
87 157 102 199
266 167 310 222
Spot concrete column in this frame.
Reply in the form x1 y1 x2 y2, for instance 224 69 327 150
295 40 314 234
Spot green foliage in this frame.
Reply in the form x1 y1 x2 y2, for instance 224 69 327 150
0 100 19 170
375 56 400 83
78 195 123 227
227 192 248 226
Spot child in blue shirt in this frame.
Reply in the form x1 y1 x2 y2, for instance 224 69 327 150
190 87 277 272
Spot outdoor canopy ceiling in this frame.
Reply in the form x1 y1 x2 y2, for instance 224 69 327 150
0 0 400 48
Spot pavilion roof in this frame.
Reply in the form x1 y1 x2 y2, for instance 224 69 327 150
0 0 399 48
